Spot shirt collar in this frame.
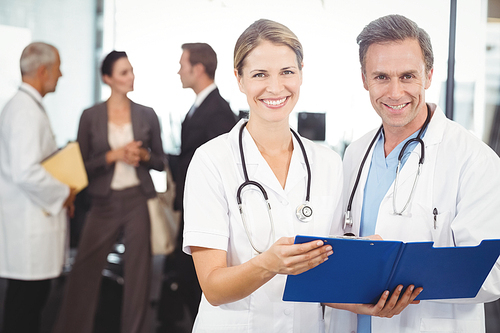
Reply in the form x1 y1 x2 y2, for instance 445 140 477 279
20 82 43 103
375 126 421 168
423 103 445 146
19 82 45 112
194 83 216 108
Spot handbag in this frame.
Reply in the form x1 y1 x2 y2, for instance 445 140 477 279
147 166 181 256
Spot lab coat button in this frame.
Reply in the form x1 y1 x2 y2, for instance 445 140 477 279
284 308 291 315
281 200 289 206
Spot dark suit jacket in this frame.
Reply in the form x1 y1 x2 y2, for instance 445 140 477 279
77 100 165 199
174 87 237 210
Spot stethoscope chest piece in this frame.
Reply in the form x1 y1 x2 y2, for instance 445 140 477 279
296 203 313 222
344 210 353 229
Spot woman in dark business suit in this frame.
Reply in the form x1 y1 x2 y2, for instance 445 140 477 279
54 51 165 333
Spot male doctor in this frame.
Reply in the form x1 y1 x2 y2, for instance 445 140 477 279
0 42 75 333
328 15 500 333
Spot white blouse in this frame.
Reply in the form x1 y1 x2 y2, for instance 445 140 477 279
108 122 140 190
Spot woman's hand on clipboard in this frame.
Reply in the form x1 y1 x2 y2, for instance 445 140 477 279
255 237 334 276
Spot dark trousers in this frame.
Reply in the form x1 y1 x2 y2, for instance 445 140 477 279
53 186 151 333
2 278 51 333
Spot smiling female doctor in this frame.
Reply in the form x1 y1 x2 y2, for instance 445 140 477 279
182 19 418 333
182 19 341 332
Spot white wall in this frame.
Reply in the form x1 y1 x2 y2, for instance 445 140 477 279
1 0 486 150
102 0 455 153
0 0 96 146
0 25 31 110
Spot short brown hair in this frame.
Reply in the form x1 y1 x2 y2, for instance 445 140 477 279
357 14 434 74
181 43 217 80
234 19 303 77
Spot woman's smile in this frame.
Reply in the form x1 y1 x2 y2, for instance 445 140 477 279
261 96 289 108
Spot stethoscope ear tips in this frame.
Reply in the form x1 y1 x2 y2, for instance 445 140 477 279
296 203 313 222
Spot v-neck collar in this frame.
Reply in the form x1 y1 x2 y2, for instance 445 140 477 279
232 121 309 200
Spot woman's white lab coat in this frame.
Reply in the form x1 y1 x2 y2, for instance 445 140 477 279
329 104 500 333
183 120 344 333
0 86 69 280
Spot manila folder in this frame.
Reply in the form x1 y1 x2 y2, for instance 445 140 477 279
42 142 88 193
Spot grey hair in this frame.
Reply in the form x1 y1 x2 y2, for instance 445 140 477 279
20 42 58 76
357 14 434 74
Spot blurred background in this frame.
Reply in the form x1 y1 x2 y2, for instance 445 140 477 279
1 0 499 156
0 0 500 332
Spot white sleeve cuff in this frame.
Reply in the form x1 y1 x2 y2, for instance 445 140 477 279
183 230 228 255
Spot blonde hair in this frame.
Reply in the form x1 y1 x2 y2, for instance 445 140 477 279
234 19 303 76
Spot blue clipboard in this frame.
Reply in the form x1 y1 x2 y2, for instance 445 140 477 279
282 235 500 304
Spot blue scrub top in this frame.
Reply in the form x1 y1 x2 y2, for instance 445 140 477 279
357 127 426 332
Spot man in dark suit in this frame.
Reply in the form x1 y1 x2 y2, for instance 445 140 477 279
174 42 237 212
158 43 236 333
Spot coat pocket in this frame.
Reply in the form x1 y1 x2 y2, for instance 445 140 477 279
430 210 454 247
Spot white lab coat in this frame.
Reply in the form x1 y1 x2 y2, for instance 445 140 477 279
183 120 344 333
329 104 500 333
0 84 69 280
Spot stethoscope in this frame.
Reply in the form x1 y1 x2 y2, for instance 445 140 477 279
344 106 431 231
237 122 313 254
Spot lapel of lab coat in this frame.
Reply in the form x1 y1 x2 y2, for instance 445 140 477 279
348 129 378 235
422 104 446 150
284 133 310 197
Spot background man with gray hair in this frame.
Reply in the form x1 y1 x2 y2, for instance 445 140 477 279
0 42 75 333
